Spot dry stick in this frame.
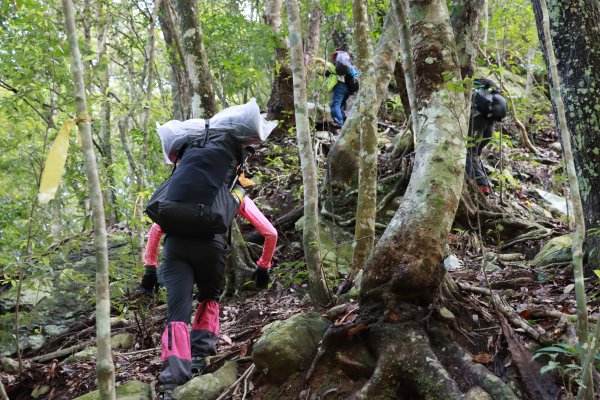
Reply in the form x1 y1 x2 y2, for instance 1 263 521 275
530 308 597 324
536 1 592 398
458 283 552 345
116 347 160 356
215 364 256 400
242 364 257 400
32 342 91 363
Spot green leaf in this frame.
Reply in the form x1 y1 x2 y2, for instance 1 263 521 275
540 361 559 374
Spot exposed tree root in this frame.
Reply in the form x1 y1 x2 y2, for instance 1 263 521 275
500 227 553 249
429 323 520 400
355 321 462 400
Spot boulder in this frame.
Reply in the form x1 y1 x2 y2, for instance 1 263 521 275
1 356 19 373
252 311 331 383
534 188 572 216
549 142 562 152
31 385 50 399
0 281 53 313
112 333 134 350
65 347 97 364
173 361 237 400
326 303 350 321
531 234 572 268
27 334 45 351
0 328 16 356
73 380 151 400
464 386 493 400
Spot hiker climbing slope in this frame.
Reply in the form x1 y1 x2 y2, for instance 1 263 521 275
326 49 359 127
466 78 508 195
141 99 278 398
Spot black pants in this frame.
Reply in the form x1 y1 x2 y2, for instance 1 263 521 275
466 115 495 187
158 235 229 386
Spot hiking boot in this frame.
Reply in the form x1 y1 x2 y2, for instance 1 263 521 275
191 356 207 375
158 384 177 400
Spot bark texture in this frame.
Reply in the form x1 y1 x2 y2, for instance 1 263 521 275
450 0 485 80
392 0 419 133
350 0 379 276
286 0 330 305
361 0 468 308
61 0 115 397
174 0 216 117
266 0 295 136
348 3 470 398
327 8 401 188
531 0 600 271
304 2 322 71
534 1 592 397
159 0 191 120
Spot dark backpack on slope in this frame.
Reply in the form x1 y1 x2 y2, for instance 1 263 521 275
145 124 243 238
473 78 508 122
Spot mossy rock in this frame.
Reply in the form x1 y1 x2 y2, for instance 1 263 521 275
112 333 134 350
65 346 97 364
531 234 572 268
252 311 331 383
173 361 237 400
73 380 151 400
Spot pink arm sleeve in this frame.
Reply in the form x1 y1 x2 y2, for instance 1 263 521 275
237 197 277 269
143 223 163 267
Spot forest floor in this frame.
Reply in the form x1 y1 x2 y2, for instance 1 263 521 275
3 119 600 400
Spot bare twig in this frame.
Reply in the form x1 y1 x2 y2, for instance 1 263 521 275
215 364 256 400
458 282 552 344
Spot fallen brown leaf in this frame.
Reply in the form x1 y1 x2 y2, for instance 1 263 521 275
472 353 494 364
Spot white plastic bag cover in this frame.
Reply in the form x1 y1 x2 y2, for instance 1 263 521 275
156 98 278 164
157 118 206 164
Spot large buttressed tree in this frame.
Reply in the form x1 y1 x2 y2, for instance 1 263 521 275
531 0 600 270
353 0 471 396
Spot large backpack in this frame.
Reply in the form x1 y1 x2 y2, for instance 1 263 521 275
145 123 244 238
472 78 508 122
334 51 360 94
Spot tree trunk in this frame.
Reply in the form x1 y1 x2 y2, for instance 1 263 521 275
361 0 467 312
61 0 115 398
304 1 322 72
118 120 146 269
286 0 331 306
266 0 295 136
392 0 419 135
96 3 118 226
327 7 401 189
159 0 191 120
174 0 216 118
531 0 600 273
351 3 469 397
350 0 378 276
450 0 485 80
141 0 161 133
98 70 118 225
532 0 593 397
